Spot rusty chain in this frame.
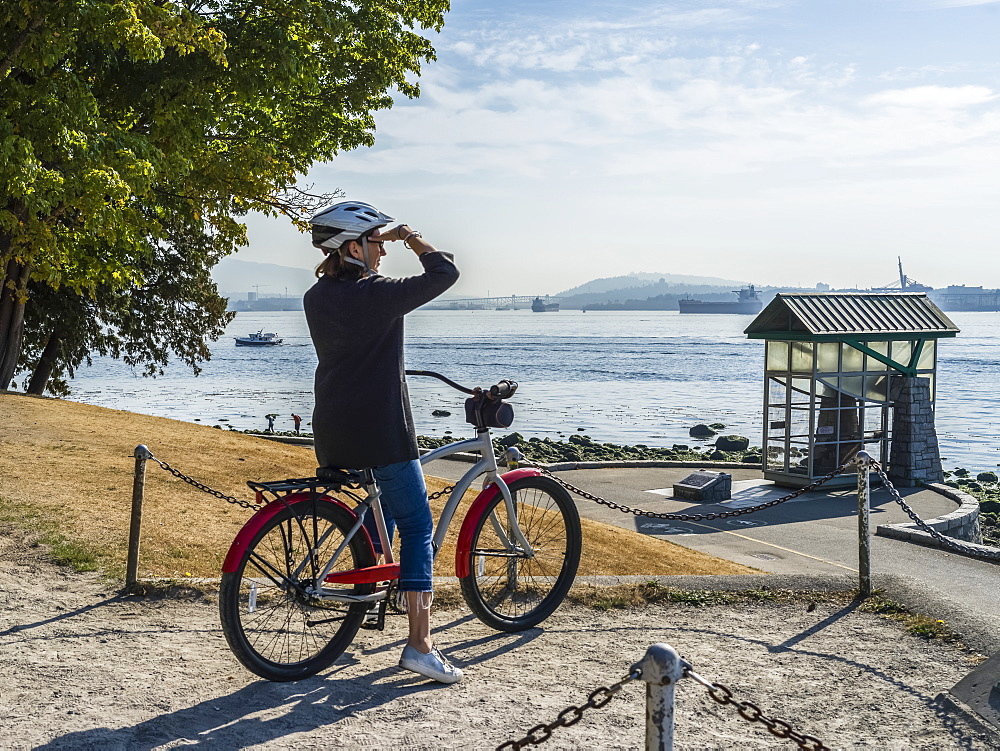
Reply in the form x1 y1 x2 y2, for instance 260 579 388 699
495 668 641 751
521 459 850 521
868 460 1000 560
683 664 830 750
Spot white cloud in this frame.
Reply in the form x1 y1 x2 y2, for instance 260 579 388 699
865 85 996 108
240 1 1000 291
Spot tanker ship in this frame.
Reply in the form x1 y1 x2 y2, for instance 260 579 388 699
678 284 763 315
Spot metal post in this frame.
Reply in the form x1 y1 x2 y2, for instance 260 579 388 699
632 643 684 751
127 445 152 589
854 450 873 597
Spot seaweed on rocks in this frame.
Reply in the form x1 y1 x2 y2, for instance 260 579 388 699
417 433 761 465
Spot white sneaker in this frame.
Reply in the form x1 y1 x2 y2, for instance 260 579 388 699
399 644 463 684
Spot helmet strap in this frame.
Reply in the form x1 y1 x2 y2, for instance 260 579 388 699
342 237 375 276
360 236 373 272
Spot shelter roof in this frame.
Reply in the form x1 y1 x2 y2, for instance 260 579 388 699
744 293 959 340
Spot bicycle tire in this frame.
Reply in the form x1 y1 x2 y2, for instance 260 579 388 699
459 475 581 632
219 498 376 681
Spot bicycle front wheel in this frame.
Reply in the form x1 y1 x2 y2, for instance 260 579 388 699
459 475 581 632
219 499 376 681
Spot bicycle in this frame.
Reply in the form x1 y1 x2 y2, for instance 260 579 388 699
219 370 583 682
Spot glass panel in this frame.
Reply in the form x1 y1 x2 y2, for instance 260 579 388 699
917 340 936 371
789 406 812 439
766 445 786 471
766 341 789 372
865 341 889 372
864 375 889 403
841 342 864 373
815 409 839 442
863 405 888 443
768 377 787 407
816 378 838 398
892 340 914 368
790 342 814 373
790 378 812 405
768 406 787 435
839 376 865 399
816 342 839 373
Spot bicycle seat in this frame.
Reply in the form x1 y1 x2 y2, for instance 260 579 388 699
316 466 367 485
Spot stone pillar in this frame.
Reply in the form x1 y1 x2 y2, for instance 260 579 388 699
889 377 944 486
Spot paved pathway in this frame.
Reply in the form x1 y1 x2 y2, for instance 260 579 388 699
424 459 1000 655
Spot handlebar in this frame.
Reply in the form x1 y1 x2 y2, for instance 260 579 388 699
405 370 518 399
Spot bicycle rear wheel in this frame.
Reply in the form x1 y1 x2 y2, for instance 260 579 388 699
219 499 375 681
459 475 581 632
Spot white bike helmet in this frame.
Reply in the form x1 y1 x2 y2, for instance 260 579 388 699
310 201 394 252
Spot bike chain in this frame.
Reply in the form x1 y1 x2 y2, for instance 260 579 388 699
495 668 641 750
521 460 850 521
870 461 1000 560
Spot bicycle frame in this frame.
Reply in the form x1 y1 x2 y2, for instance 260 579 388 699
418 428 535 558
223 427 537 604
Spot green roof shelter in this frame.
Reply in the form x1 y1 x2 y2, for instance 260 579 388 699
744 293 959 488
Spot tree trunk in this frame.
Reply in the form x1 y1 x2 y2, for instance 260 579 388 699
27 330 61 395
0 259 31 389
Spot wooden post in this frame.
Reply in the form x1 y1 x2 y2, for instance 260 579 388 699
127 445 152 589
855 450 873 597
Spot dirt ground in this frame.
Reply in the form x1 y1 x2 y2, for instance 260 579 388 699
1 529 994 750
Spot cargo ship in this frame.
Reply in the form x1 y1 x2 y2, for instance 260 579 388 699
531 297 559 312
678 284 762 315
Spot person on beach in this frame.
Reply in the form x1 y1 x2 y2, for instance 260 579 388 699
303 201 462 684
265 414 275 433
291 414 302 435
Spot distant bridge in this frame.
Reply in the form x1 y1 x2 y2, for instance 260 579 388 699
425 294 561 310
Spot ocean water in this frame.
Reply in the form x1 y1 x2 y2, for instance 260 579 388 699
63 309 1000 471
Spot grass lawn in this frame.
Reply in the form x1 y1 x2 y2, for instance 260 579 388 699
0 392 757 581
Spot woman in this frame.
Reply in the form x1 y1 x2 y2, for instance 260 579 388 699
303 201 462 684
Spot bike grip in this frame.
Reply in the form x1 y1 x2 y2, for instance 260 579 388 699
490 380 517 399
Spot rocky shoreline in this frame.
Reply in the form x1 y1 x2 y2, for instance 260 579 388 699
235 425 999 544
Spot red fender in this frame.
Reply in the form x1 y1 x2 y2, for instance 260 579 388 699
221 493 373 573
455 468 542 578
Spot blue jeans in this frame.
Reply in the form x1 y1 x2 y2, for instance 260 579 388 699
362 459 433 592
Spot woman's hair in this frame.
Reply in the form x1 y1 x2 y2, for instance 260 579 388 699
315 231 373 280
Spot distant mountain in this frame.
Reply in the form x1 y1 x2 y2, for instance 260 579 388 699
212 258 315 301
557 272 749 297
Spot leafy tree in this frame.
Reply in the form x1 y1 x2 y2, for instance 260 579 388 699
1 0 450 387
18 201 235 395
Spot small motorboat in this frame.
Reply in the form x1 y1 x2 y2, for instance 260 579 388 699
235 329 283 346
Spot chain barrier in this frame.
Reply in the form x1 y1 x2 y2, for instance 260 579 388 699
683 664 830 750
428 484 455 503
496 658 830 750
495 668 641 751
521 460 851 522
145 450 456 515
869 460 1000 561
146 454 263 511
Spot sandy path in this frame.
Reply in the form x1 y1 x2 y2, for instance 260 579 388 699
1 531 993 750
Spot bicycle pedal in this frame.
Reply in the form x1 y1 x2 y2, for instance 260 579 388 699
361 602 387 631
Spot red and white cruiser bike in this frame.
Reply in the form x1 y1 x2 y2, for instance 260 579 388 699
219 371 582 681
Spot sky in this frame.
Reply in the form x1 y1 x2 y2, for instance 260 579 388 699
233 0 1000 297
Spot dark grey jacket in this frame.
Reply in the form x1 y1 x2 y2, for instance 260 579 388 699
304 251 459 470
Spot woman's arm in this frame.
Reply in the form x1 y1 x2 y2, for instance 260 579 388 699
369 224 459 316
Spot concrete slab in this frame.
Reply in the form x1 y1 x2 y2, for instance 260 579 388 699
951 650 1000 734
421 457 1000 654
